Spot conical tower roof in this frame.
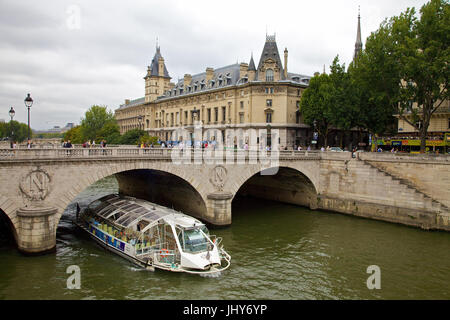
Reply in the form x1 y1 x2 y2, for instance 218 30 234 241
257 34 284 78
149 45 170 78
248 53 256 71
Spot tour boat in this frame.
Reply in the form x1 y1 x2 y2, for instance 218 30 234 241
75 194 231 275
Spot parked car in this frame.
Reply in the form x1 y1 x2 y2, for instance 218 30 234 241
329 147 343 152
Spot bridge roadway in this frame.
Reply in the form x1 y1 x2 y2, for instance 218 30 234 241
0 147 449 254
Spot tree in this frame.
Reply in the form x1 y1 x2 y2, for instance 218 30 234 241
353 0 449 152
0 120 31 142
80 105 116 141
300 73 336 147
119 129 147 145
97 121 121 144
64 125 83 144
394 0 450 151
329 56 361 148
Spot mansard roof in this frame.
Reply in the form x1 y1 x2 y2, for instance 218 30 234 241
159 63 242 100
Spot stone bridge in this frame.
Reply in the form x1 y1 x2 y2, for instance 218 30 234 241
0 147 449 254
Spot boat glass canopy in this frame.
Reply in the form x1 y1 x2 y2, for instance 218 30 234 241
89 194 172 228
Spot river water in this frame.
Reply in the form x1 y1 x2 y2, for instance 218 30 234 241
0 176 449 300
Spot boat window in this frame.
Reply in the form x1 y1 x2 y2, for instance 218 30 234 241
200 225 210 237
110 211 126 221
98 206 116 217
182 228 208 253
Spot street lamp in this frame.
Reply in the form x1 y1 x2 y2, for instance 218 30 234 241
9 107 15 148
24 93 33 141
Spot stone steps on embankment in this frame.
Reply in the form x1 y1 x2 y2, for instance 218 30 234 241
358 160 444 213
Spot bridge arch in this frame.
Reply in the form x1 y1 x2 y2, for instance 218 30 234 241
0 196 20 244
48 161 210 230
230 164 319 210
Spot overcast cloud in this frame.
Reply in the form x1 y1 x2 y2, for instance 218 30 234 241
0 0 429 130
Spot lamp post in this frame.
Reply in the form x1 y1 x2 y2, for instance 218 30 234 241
24 93 33 141
312 119 318 150
9 107 15 148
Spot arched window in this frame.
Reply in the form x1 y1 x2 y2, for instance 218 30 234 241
266 69 274 82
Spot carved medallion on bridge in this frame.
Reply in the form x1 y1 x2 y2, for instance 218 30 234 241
19 168 51 201
209 165 227 191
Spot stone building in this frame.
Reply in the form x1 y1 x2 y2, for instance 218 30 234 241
115 35 314 148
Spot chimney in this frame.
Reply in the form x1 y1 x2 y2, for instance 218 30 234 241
206 67 214 81
240 63 248 79
284 48 288 79
125 99 130 105
184 74 192 87
158 57 165 76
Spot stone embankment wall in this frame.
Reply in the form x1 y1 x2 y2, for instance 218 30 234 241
318 153 450 231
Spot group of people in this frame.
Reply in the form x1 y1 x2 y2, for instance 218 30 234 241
80 140 107 148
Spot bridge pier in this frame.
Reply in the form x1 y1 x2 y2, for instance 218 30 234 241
16 206 58 255
206 192 233 227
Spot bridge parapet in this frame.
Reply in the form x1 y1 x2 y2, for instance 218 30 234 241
0 148 322 162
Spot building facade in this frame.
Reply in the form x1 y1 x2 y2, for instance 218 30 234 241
115 35 314 148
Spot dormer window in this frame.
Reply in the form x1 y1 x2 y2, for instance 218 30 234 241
226 73 232 85
266 69 274 82
209 80 215 88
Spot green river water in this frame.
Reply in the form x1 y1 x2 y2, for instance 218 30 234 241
0 176 449 300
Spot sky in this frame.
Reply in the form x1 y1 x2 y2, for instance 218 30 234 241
0 0 430 130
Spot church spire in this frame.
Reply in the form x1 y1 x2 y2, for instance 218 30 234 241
353 7 363 62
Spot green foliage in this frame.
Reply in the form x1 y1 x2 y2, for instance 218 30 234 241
64 125 83 144
0 120 31 142
119 129 147 145
352 0 449 151
80 105 117 141
329 56 360 132
300 73 335 146
97 121 121 144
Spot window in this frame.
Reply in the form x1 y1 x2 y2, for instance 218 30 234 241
266 113 272 123
214 107 219 122
265 87 274 94
207 108 211 123
266 69 274 82
222 106 226 122
184 111 188 124
240 101 244 109
239 113 244 124
266 99 272 107
296 111 301 124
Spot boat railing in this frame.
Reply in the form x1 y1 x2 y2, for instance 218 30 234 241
135 242 160 256
154 249 176 265
210 235 223 248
